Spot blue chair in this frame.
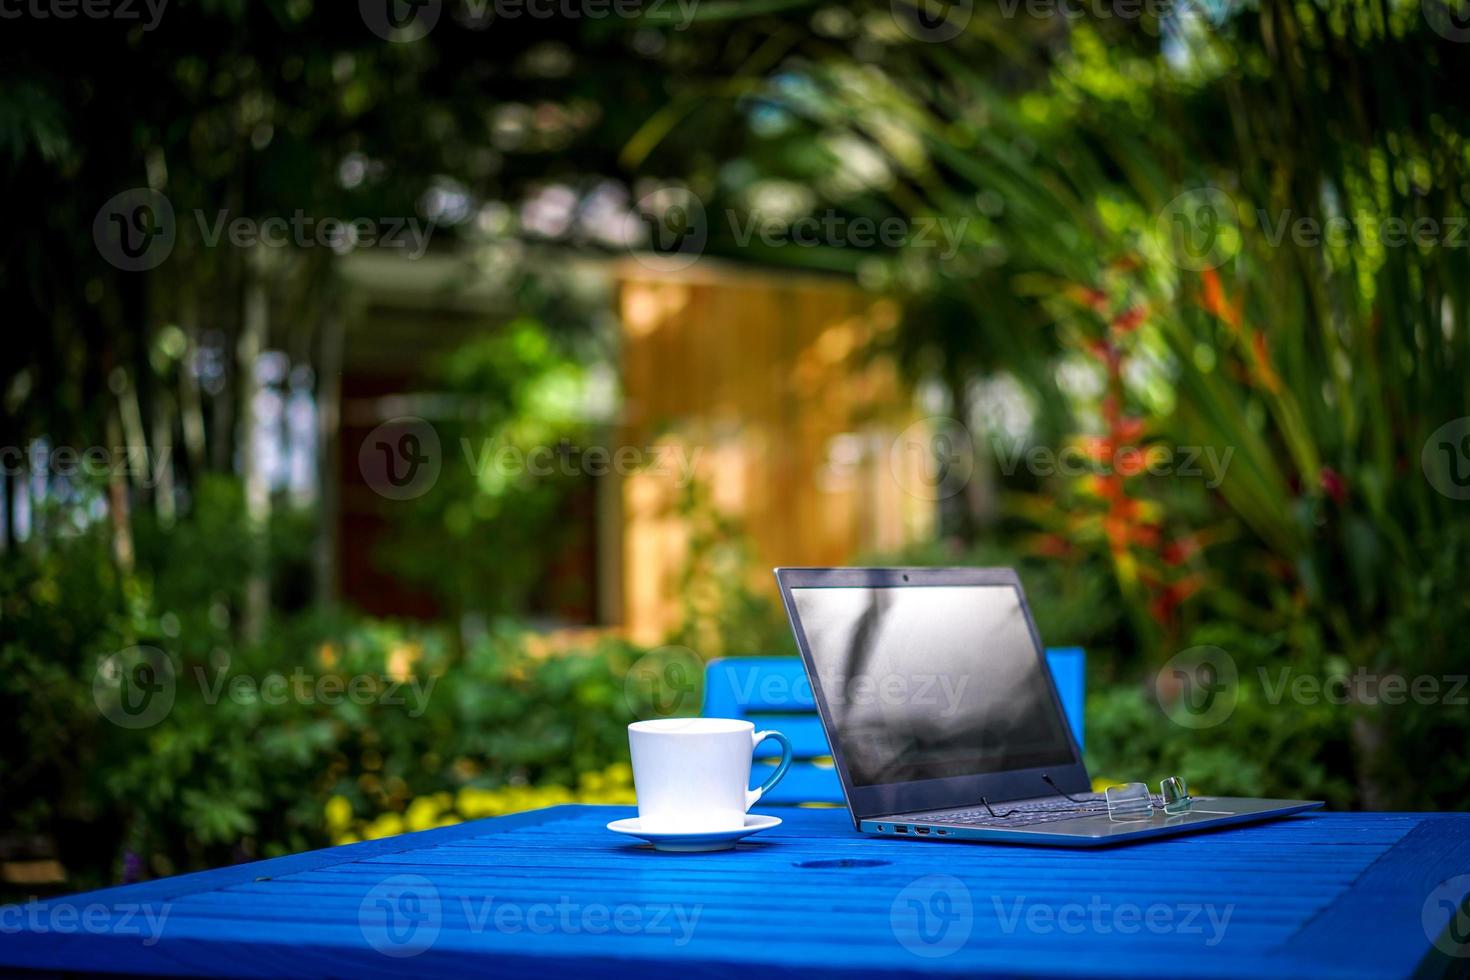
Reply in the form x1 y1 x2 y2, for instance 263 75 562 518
703 649 1086 805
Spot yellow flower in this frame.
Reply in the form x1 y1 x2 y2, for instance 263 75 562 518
362 814 404 841
539 785 574 806
405 796 442 833
604 762 632 786
324 795 353 832
456 787 506 819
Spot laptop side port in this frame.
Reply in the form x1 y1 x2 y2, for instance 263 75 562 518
895 825 908 833
915 826 931 835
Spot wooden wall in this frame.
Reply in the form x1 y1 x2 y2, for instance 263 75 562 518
615 260 934 645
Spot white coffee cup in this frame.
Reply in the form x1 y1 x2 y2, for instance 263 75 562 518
628 718 793 833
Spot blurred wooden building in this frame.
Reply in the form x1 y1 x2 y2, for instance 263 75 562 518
333 252 933 642
613 259 930 643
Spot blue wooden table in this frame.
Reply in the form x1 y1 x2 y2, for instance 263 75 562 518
4 806 1468 978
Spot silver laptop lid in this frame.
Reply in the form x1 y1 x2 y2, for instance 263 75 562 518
774 567 1090 821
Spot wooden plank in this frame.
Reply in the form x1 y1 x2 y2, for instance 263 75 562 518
1277 813 1470 975
704 658 818 712
612 267 928 642
745 761 839 804
1044 647 1085 751
2 806 1462 979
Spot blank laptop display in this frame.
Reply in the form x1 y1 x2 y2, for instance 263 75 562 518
789 584 1073 787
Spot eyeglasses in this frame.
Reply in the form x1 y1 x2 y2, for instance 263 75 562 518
1104 777 1193 821
981 774 1194 821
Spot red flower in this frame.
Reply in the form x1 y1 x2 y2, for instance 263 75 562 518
1087 339 1121 371
1092 474 1125 500
1033 534 1071 558
1111 306 1147 333
1112 497 1141 521
1161 536 1199 566
1103 515 1131 551
1149 575 1201 625
1114 417 1146 443
1319 467 1348 505
1200 268 1241 331
1080 435 1113 462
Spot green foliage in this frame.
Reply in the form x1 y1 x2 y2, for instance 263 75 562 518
6 1 1470 909
667 479 797 659
665 0 1470 809
1084 623 1357 808
0 481 647 894
379 318 605 620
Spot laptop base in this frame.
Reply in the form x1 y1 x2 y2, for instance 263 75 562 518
862 798 1324 847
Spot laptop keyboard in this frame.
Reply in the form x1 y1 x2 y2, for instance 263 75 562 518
916 794 1122 829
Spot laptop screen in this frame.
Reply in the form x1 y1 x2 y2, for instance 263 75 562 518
789 584 1074 787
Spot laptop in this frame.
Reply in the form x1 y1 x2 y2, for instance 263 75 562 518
773 566 1322 846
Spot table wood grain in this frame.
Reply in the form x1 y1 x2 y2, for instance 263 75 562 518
3 806 1468 978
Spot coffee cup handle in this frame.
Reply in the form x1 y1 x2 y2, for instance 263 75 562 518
745 730 793 810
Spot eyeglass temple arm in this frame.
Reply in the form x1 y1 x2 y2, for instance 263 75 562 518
1042 772 1090 803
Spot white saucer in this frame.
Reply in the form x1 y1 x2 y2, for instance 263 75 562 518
606 814 783 852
